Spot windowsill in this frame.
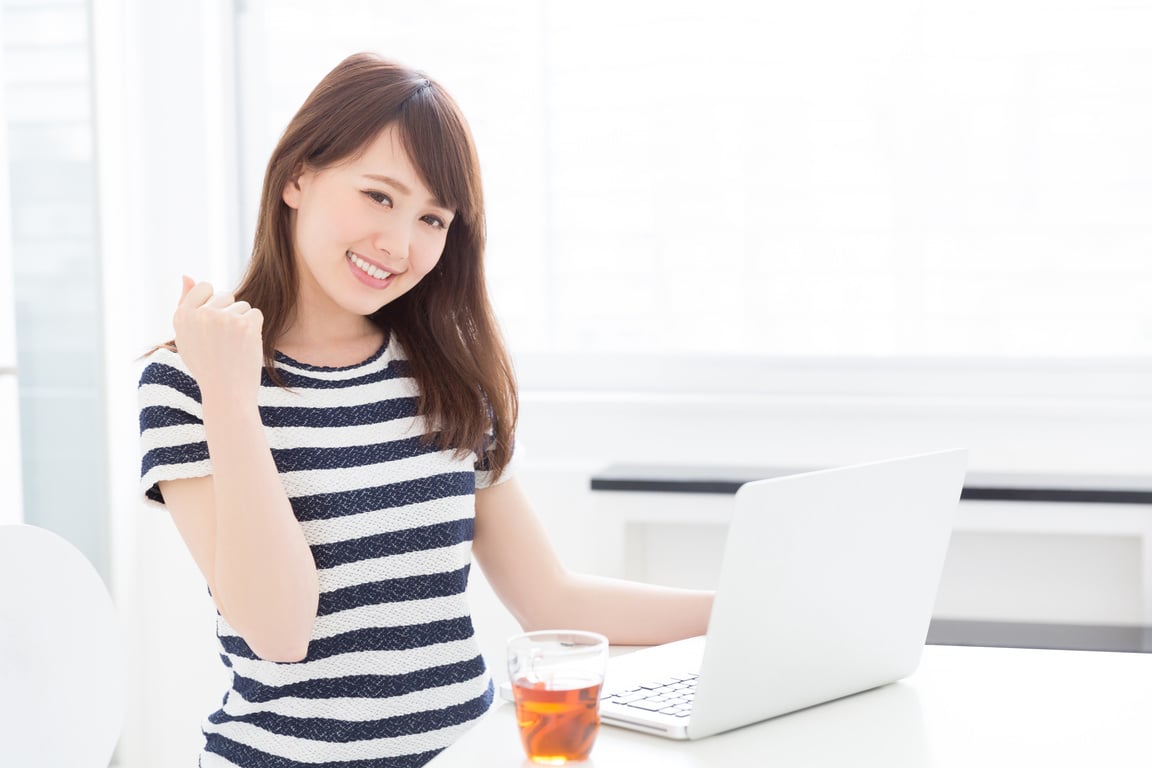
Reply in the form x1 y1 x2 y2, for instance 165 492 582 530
927 619 1152 654
590 464 1152 504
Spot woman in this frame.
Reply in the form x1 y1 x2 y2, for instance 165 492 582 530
138 52 712 767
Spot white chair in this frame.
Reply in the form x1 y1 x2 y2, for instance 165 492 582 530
0 523 124 767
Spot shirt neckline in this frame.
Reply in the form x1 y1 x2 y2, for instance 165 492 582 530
273 332 390 373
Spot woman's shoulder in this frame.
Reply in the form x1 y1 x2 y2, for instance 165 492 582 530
137 346 201 400
139 345 186 375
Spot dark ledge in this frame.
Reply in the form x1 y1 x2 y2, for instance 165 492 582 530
927 619 1152 654
590 464 1152 504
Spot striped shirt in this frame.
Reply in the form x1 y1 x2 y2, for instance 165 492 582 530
137 337 505 768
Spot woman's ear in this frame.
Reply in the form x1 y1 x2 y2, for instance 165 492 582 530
282 172 305 209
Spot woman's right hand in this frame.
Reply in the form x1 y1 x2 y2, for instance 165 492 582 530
172 275 265 401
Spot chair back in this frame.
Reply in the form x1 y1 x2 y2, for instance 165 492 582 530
0 523 124 767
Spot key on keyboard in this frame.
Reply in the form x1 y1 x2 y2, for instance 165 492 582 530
601 673 698 718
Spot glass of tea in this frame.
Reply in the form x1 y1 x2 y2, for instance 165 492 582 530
506 630 609 765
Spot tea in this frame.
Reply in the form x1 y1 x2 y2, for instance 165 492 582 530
512 678 602 764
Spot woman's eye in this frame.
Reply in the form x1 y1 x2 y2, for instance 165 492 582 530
364 190 392 206
422 214 448 230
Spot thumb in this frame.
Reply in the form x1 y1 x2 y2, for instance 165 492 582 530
180 275 195 302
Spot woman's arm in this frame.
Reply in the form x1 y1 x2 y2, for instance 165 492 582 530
160 278 319 662
471 476 713 645
160 402 318 662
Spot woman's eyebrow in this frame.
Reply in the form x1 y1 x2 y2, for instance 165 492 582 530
361 173 449 210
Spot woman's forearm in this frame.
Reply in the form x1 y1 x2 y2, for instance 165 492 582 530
203 394 319 662
522 572 714 646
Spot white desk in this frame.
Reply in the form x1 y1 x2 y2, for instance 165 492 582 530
427 645 1152 767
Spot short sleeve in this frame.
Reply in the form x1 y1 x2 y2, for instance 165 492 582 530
137 348 213 508
474 433 518 490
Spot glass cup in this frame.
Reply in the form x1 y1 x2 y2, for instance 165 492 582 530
506 630 609 765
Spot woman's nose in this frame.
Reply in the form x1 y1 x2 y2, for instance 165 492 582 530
374 225 409 262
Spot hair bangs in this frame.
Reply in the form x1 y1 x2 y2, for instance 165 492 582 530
396 85 478 219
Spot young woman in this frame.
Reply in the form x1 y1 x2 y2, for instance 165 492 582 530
138 52 712 767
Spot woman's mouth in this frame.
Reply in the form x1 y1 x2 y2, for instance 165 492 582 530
347 251 391 279
346 251 394 288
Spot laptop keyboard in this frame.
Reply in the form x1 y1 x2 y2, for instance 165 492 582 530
601 673 698 718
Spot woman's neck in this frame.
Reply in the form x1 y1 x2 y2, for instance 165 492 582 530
275 315 386 368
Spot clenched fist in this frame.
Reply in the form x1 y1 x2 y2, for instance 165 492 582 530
172 276 265 402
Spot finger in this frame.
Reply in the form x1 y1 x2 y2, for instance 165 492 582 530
224 301 252 314
206 292 236 308
175 280 214 317
246 307 265 328
179 281 214 311
180 275 195 302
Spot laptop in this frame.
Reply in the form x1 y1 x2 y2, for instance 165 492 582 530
499 449 967 739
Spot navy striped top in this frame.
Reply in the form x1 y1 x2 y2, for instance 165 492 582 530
137 336 505 768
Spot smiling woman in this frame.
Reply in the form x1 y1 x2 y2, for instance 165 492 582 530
139 54 517 766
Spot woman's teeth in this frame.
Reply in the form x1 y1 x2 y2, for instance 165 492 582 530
347 251 391 280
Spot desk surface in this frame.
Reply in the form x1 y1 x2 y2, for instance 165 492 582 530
427 644 1152 768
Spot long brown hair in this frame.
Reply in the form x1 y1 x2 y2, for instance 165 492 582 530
239 52 516 478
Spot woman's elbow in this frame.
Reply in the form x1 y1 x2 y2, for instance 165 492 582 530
247 634 311 663
510 583 576 632
223 609 314 663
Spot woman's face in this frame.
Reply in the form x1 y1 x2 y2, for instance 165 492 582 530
282 124 455 324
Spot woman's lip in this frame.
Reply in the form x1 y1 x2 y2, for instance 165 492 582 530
346 251 395 288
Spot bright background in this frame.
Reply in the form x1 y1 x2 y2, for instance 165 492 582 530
2 1 1152 766
239 0 1152 361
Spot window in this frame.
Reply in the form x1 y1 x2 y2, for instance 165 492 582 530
237 1 1152 375
1 0 109 571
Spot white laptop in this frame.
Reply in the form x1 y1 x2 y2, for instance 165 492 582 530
500 449 967 740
